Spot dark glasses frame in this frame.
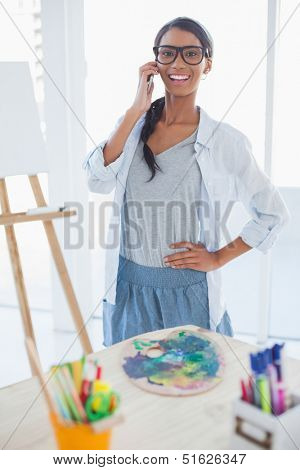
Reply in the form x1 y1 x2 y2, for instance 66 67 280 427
153 45 209 65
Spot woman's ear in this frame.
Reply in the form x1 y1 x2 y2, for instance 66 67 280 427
205 58 212 74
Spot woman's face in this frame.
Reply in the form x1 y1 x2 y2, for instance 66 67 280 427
156 27 211 96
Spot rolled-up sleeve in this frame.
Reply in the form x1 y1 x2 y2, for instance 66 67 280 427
235 134 291 254
82 114 126 193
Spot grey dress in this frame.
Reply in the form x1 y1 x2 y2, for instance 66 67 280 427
119 127 202 266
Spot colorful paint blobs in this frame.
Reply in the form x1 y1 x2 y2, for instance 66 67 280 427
122 329 225 396
132 339 156 351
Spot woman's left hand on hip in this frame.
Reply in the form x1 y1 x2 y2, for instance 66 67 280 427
163 241 221 271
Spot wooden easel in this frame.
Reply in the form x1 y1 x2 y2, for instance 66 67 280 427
0 174 93 375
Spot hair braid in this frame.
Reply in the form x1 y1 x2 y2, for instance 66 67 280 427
140 96 165 182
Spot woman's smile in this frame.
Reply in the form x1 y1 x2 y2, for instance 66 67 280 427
168 73 191 85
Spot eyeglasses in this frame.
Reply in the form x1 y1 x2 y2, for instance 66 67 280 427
153 45 209 65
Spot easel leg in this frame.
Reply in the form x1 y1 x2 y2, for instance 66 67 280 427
0 179 37 375
29 175 92 354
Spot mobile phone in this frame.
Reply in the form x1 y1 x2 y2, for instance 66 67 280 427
147 74 154 91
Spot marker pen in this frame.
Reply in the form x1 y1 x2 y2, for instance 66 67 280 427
247 376 254 404
250 354 262 407
272 343 285 382
273 343 286 414
240 379 248 402
256 352 271 414
80 359 94 406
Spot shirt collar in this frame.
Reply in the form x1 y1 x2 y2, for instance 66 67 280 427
195 105 216 149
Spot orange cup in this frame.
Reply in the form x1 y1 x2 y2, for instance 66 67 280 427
49 412 112 450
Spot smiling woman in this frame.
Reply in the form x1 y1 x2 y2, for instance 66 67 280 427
83 15 290 348
142 19 213 178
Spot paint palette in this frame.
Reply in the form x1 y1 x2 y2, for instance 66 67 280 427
121 328 225 396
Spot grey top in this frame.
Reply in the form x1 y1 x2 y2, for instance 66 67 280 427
119 127 203 267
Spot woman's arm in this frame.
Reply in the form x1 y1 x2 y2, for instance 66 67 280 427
82 61 159 194
214 133 291 268
232 133 291 254
163 133 291 271
163 236 251 270
82 107 142 194
214 236 252 268
103 107 143 166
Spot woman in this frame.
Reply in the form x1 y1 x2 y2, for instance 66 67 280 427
83 17 290 347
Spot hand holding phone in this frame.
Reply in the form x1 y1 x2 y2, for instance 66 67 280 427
131 62 159 114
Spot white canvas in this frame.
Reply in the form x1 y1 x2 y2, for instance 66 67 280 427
0 62 48 178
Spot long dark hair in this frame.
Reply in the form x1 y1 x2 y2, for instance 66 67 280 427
141 17 214 182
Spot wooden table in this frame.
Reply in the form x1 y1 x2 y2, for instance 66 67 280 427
1 325 300 449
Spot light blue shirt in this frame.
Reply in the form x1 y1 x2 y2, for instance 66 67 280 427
82 105 291 331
